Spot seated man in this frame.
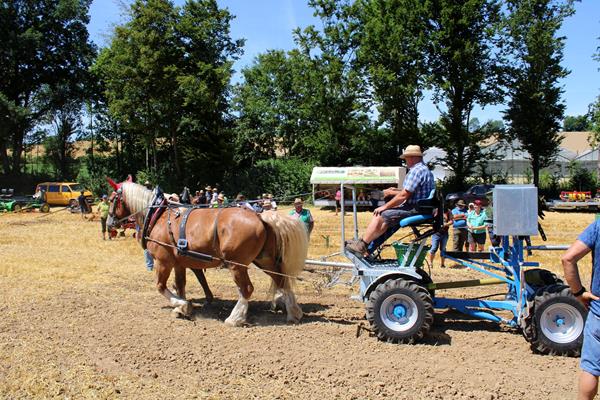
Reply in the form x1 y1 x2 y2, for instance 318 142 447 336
345 145 434 257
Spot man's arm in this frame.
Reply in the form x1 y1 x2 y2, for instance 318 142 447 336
373 189 411 216
561 240 599 308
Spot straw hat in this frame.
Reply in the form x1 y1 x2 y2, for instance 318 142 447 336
293 198 303 205
213 188 218 192
399 145 423 159
456 199 466 206
235 194 245 201
262 200 272 207
217 193 224 201
205 186 212 191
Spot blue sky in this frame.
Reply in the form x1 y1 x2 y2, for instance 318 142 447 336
88 0 600 123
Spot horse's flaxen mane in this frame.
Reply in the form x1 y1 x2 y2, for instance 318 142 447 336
121 182 153 215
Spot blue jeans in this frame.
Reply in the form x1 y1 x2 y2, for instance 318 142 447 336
429 231 448 256
144 249 154 271
582 312 600 376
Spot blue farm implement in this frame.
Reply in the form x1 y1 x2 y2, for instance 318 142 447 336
327 184 586 356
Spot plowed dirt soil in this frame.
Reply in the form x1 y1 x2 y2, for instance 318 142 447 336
0 208 594 399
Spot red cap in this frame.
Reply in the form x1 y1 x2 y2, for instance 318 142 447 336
474 199 482 206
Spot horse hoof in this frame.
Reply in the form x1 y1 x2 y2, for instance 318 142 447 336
271 299 286 313
286 307 303 324
224 317 244 327
181 302 193 317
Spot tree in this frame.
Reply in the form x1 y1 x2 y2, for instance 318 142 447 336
357 0 430 151
425 0 503 185
0 0 95 175
563 114 590 131
233 1 372 168
94 0 242 186
589 38 600 178
503 0 575 187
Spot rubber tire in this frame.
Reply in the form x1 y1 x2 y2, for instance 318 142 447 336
366 278 433 344
40 203 50 213
12 204 21 212
527 285 587 357
524 268 564 288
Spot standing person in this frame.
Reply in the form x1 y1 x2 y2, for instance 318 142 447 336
211 193 225 207
135 223 154 271
77 191 87 218
211 187 218 203
467 200 487 252
335 189 342 215
428 207 453 268
235 194 255 211
289 198 314 236
97 195 110 240
268 194 278 210
262 199 272 211
452 199 469 252
204 186 213 204
561 221 600 400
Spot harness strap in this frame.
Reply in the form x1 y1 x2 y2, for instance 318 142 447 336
177 207 196 252
141 188 166 250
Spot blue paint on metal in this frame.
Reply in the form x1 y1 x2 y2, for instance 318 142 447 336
393 304 407 319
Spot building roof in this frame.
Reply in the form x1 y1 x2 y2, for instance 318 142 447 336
559 131 593 155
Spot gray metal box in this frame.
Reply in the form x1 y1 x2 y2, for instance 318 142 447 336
493 185 538 236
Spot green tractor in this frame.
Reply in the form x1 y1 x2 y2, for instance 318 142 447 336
0 188 50 213
0 189 22 212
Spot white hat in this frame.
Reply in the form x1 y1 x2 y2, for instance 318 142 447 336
399 145 423 159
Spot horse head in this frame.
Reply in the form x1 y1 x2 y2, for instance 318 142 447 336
106 175 133 227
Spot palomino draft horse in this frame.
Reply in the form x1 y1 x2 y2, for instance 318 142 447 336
106 179 309 326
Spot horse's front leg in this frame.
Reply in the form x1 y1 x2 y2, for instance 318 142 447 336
156 262 193 318
224 266 253 327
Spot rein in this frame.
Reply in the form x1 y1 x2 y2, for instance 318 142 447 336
142 235 304 281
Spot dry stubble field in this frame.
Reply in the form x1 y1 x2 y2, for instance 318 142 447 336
0 206 595 399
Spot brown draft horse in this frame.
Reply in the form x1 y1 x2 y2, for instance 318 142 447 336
106 180 309 326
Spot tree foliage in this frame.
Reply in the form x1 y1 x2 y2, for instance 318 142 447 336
563 114 590 131
425 0 503 184
0 0 95 175
94 0 243 186
502 0 575 187
357 0 430 150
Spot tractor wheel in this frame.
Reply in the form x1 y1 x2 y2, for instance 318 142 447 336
12 204 21 212
40 203 50 213
366 278 433 344
525 285 587 356
524 268 564 288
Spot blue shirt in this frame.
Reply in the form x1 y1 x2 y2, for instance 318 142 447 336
402 161 435 205
578 220 600 316
452 207 468 229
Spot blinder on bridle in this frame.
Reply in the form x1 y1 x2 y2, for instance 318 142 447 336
107 189 125 227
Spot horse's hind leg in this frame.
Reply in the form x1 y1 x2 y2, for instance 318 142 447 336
224 266 254 327
191 268 214 303
264 272 303 324
156 262 193 317
278 283 303 323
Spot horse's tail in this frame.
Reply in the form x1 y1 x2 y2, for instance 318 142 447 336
259 211 308 289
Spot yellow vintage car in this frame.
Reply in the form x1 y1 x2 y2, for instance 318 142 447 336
35 182 93 207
